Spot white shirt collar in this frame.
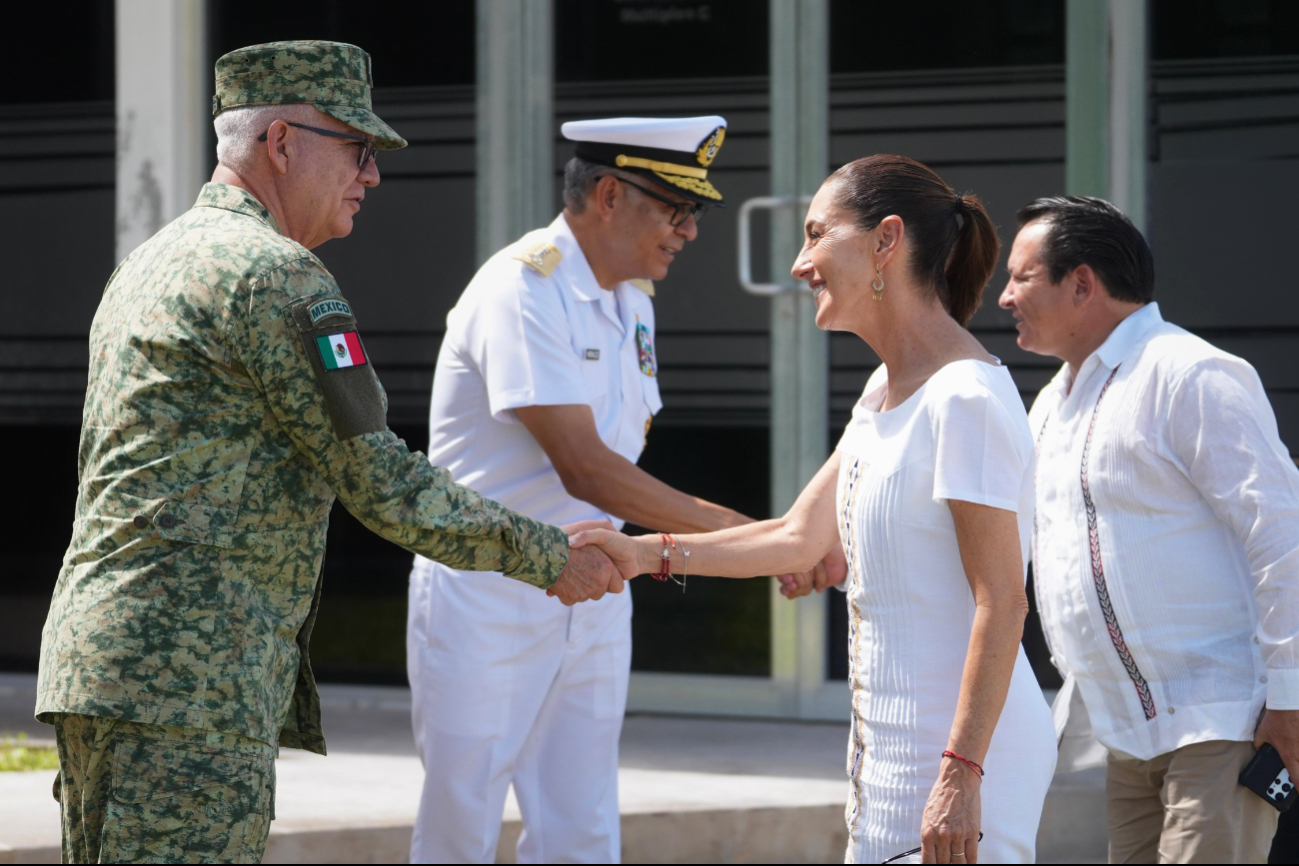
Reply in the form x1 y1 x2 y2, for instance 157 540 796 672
1094 302 1163 370
1041 303 1164 403
550 213 604 303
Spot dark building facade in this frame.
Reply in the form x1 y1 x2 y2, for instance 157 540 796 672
3 3 1298 726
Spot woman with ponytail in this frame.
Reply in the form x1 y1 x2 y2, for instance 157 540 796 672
571 156 1056 863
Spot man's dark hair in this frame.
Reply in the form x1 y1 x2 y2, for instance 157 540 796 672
1017 196 1155 304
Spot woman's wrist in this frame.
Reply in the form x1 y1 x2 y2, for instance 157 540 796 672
941 750 985 780
635 536 660 575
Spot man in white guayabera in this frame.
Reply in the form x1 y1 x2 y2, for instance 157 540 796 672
1001 195 1299 863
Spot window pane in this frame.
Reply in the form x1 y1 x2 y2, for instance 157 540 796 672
629 427 771 677
0 2 114 104
1153 0 1299 60
555 0 768 82
831 0 1064 74
211 0 475 87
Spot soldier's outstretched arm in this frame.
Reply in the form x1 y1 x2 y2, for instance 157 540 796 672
231 258 573 591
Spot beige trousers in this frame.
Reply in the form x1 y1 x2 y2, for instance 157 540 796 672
1106 739 1278 864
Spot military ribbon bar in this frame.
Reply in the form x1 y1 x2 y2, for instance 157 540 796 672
316 331 368 370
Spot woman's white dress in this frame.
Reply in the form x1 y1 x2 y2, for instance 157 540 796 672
836 360 1057 864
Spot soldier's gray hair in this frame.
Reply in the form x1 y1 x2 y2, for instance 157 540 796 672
563 157 642 213
214 104 320 172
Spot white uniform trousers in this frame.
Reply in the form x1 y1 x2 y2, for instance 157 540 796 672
406 558 632 864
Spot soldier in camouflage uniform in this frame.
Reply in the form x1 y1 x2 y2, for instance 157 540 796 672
36 41 624 864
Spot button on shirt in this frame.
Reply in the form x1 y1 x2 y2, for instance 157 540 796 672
1031 303 1299 760
421 213 662 531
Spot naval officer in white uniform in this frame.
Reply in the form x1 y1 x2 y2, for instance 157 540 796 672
407 116 771 864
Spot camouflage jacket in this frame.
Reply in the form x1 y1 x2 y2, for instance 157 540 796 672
36 183 569 754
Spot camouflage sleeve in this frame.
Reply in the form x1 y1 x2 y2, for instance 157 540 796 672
230 257 569 588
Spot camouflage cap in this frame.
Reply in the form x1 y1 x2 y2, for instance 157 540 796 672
212 41 407 150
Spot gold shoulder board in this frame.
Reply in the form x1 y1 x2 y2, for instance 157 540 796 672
512 242 562 277
629 279 655 297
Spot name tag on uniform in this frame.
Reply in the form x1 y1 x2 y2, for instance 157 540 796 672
584 349 600 361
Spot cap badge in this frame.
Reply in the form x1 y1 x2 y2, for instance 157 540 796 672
696 126 726 167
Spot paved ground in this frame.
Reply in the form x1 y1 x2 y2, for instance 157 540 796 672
300 682 854 776
0 674 1104 863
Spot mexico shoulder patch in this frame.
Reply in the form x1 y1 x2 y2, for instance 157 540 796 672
286 294 386 441
316 331 368 369
308 298 353 325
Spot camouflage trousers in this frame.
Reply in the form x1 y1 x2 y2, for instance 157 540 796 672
50 714 275 864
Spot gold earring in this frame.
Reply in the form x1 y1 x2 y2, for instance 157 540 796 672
872 265 884 301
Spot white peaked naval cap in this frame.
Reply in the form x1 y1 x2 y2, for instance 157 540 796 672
561 115 728 204
562 116 727 152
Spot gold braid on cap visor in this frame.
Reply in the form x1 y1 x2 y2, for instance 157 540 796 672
653 173 723 200
615 154 708 179
612 155 723 201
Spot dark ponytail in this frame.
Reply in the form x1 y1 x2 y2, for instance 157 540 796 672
945 194 1001 325
829 155 1001 326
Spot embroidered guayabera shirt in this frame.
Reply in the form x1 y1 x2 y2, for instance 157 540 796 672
37 183 569 753
1031 303 1299 761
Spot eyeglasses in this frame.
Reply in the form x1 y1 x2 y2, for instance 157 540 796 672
258 121 377 170
605 175 710 226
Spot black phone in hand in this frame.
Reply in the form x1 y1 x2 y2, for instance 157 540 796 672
1240 743 1297 812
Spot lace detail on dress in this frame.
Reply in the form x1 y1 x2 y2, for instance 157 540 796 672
839 456 867 860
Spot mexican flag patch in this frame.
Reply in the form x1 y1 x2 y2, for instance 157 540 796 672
316 331 368 369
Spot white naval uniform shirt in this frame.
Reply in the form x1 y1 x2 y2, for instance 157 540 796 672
1030 303 1299 762
419 212 661 537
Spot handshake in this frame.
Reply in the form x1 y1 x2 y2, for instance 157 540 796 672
545 520 638 605
543 519 848 605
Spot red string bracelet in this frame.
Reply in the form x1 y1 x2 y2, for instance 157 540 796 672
653 533 672 582
942 750 984 777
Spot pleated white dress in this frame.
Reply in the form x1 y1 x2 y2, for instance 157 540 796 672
836 360 1056 864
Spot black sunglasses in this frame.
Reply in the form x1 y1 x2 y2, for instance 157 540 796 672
258 121 377 170
605 175 710 227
